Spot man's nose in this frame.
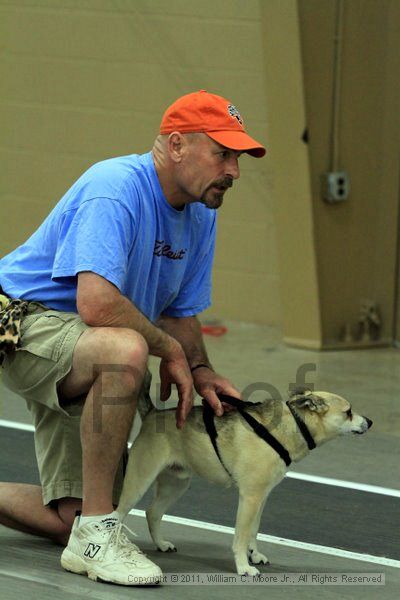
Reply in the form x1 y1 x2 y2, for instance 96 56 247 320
227 156 240 180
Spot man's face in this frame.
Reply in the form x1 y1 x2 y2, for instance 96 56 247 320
177 134 242 209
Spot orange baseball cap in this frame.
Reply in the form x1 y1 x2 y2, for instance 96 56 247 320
159 90 266 158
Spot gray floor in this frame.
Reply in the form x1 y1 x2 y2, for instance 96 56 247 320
1 320 399 598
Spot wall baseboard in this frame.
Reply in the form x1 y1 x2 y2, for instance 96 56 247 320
284 337 393 351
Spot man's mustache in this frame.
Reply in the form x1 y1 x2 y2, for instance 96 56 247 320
210 177 233 190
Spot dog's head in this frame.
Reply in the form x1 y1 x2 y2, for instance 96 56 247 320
288 387 372 442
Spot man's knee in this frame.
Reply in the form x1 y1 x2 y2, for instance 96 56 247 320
92 328 149 391
91 327 149 367
60 327 148 400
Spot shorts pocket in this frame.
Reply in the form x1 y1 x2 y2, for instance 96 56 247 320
2 311 86 405
18 311 82 362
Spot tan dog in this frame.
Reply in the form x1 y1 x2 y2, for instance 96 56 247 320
117 389 372 576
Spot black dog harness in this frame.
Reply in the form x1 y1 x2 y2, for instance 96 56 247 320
202 394 316 477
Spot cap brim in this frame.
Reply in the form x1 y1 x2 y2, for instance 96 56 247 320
206 131 266 158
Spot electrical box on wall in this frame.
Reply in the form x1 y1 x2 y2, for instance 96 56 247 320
323 171 350 203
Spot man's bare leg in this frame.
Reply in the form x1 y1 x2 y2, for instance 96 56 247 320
61 327 148 517
0 483 80 545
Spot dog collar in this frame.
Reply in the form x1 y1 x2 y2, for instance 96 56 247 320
286 401 317 450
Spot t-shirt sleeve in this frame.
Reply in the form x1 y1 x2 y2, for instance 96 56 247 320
162 214 216 317
52 198 135 291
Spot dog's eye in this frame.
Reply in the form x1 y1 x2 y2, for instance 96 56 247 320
345 408 353 419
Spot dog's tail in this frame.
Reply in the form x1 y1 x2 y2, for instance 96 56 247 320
137 373 155 419
137 392 154 419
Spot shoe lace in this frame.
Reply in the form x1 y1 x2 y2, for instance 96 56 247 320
103 521 144 561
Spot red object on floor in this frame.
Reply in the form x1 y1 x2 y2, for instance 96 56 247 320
201 325 228 337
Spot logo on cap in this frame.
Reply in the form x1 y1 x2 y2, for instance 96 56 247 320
227 104 243 125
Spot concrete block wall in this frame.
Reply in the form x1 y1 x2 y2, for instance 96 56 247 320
0 0 280 325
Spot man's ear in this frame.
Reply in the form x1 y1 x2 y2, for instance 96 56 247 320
167 132 185 163
289 389 328 414
289 386 313 398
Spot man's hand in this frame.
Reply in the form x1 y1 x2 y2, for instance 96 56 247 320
159 338 194 429
192 367 241 416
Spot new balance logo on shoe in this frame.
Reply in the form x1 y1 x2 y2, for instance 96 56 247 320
84 543 101 559
101 518 118 529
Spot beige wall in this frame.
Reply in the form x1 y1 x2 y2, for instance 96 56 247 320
1 0 399 346
260 0 322 348
0 0 279 325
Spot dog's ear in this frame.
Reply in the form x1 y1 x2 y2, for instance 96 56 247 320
288 386 313 398
290 391 328 414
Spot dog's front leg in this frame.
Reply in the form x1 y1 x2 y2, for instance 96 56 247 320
233 491 266 576
247 496 269 566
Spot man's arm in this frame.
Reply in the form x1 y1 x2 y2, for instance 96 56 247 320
76 271 193 428
157 314 241 415
78 273 175 358
156 314 212 370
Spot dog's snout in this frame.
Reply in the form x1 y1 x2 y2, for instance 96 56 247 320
364 417 373 429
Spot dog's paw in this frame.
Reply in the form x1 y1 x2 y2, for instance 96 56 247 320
157 541 177 552
238 565 260 577
249 550 269 565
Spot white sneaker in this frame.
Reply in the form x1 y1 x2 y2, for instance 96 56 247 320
61 515 163 586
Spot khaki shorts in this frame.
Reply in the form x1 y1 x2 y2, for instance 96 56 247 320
2 304 143 506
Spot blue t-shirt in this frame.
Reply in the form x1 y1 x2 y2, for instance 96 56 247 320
0 152 216 322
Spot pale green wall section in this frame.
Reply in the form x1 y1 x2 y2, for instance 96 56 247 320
298 0 400 346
